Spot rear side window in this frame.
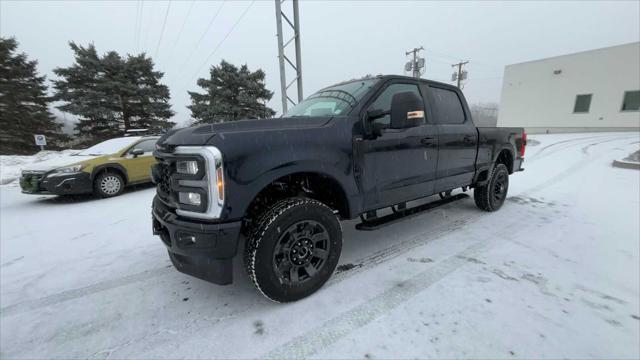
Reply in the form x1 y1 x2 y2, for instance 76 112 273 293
368 83 422 126
430 87 465 124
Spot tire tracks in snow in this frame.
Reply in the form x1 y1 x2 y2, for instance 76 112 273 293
0 266 171 317
328 213 483 287
263 212 529 359
524 135 635 195
265 241 492 359
527 134 629 164
262 134 637 359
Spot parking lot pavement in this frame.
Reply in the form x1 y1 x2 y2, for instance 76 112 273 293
1 133 639 359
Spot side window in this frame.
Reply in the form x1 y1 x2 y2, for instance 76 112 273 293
430 87 466 124
621 90 640 111
573 94 592 113
368 83 422 126
131 139 157 154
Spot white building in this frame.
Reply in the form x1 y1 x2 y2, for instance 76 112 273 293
498 42 640 134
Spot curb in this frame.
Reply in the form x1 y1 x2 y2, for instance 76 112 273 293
612 159 640 170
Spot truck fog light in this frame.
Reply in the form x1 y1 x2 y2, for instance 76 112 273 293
178 233 197 244
176 160 199 175
179 192 201 206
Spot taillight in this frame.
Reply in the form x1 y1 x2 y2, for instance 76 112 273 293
520 131 527 158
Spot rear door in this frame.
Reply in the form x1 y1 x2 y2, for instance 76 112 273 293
358 80 439 210
426 85 478 192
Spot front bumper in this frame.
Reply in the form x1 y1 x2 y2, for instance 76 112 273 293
152 196 242 285
20 171 93 195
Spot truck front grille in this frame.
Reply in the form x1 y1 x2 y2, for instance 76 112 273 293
157 161 173 197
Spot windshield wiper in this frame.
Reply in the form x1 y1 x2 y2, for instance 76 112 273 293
312 89 357 106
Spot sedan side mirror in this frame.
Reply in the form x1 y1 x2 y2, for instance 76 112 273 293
130 148 144 158
390 91 425 129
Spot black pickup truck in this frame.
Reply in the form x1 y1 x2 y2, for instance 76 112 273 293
151 75 525 302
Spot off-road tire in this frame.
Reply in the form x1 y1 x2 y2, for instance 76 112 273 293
94 172 125 198
474 163 509 212
244 197 342 302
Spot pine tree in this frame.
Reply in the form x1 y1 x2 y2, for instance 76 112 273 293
188 60 275 124
53 43 174 143
0 37 66 155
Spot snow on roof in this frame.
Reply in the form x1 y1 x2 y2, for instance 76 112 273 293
76 137 142 156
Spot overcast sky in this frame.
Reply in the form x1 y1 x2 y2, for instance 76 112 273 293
2 0 639 127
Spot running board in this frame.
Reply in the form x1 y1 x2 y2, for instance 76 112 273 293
355 193 469 231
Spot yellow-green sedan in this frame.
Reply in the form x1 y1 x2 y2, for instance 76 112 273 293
19 136 159 198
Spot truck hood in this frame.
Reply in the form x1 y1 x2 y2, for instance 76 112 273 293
21 154 100 172
157 116 332 147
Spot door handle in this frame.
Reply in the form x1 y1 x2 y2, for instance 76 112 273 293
420 137 438 147
463 135 475 143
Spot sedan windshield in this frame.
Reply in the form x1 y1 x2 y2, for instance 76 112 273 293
284 78 379 117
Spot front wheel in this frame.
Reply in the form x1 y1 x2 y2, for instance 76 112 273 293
244 197 342 302
474 163 509 212
94 172 124 198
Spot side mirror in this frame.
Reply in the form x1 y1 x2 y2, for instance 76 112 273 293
366 108 388 121
390 91 425 129
371 122 385 138
130 148 144 158
364 109 389 139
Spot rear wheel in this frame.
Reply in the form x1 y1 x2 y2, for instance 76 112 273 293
94 172 124 198
244 197 342 302
474 163 509 212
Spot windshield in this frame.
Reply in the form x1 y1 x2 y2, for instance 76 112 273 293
284 78 379 117
75 137 141 156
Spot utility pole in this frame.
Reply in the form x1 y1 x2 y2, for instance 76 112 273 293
451 60 469 88
275 0 303 114
405 46 424 78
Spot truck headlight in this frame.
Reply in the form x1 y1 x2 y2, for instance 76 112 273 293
179 192 202 206
53 164 85 174
176 160 199 175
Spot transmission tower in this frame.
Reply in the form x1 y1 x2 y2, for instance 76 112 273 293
275 0 303 114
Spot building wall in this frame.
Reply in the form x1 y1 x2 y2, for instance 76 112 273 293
497 42 640 134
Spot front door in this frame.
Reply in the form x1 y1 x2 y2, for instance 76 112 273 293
118 139 158 183
357 81 439 210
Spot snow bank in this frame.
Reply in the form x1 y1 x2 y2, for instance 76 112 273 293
0 150 81 185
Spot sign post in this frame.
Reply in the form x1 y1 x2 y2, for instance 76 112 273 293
34 134 46 151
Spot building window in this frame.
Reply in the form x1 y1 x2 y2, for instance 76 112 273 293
573 94 592 113
621 90 640 111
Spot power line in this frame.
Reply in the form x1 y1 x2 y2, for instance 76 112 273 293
425 48 503 72
141 1 157 53
133 0 140 52
166 0 196 61
187 0 256 87
135 0 144 52
154 0 172 58
178 0 227 70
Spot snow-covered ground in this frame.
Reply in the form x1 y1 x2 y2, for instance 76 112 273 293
1 132 639 359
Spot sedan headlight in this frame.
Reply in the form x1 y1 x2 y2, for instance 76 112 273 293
53 164 85 174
